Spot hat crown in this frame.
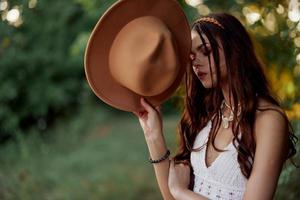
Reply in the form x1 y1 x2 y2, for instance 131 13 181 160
85 0 191 112
108 16 180 96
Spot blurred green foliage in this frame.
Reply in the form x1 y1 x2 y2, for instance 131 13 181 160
0 0 107 139
1 0 300 140
0 0 196 140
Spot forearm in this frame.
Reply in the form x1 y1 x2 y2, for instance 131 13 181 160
145 132 175 200
174 189 209 200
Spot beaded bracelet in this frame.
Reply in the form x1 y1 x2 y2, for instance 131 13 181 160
148 149 170 164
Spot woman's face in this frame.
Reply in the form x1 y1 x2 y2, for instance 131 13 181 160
190 29 227 88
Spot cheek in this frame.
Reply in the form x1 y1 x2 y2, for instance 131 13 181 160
192 66 197 76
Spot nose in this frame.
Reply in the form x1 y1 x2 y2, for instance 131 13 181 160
193 64 201 72
189 52 196 61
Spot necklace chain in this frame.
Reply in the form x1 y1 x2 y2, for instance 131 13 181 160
220 100 241 129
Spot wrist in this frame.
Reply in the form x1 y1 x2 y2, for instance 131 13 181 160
149 149 170 164
144 130 164 143
145 135 169 162
172 188 189 200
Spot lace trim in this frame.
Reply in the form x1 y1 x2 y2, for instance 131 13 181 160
193 175 244 200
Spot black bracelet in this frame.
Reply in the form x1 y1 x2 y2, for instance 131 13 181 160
148 149 170 164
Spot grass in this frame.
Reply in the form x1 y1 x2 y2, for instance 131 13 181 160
0 103 180 200
0 102 299 200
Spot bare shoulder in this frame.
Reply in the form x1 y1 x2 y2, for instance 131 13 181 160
243 98 290 199
255 97 285 121
254 97 287 142
256 97 285 115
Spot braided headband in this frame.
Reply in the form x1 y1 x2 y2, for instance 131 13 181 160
194 17 224 29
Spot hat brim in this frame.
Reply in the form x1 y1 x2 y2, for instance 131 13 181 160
84 0 191 112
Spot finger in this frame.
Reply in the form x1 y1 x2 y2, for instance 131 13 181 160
132 110 145 118
174 159 190 166
155 105 161 114
132 111 139 117
140 97 155 113
138 111 148 121
181 160 190 166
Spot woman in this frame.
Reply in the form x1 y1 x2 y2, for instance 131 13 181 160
133 13 297 200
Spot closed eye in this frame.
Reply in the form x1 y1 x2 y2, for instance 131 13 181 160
197 44 211 56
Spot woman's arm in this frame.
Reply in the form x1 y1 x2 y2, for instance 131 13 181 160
146 134 175 200
133 97 175 200
134 98 214 200
168 160 209 200
243 109 288 200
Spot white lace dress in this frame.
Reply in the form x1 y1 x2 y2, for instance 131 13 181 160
190 120 248 200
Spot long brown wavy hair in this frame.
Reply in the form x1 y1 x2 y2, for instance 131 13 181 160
173 13 298 189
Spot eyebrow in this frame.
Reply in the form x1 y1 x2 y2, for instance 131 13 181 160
198 43 210 48
192 43 210 51
191 41 211 53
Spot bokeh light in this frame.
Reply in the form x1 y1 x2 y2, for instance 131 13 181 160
276 4 285 15
28 0 37 9
197 4 210 16
263 12 277 33
294 36 300 47
242 5 261 25
288 0 300 22
0 0 8 11
6 8 19 23
185 0 203 7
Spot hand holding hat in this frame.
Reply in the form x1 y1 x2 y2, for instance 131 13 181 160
132 97 163 140
84 0 191 113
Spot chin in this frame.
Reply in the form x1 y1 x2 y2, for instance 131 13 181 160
200 80 213 89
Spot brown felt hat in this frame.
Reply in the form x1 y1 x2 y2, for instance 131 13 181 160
84 0 191 112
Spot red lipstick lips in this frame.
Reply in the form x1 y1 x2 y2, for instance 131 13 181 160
197 72 207 79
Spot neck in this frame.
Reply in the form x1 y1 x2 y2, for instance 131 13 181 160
220 82 241 128
220 82 242 118
221 83 236 109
